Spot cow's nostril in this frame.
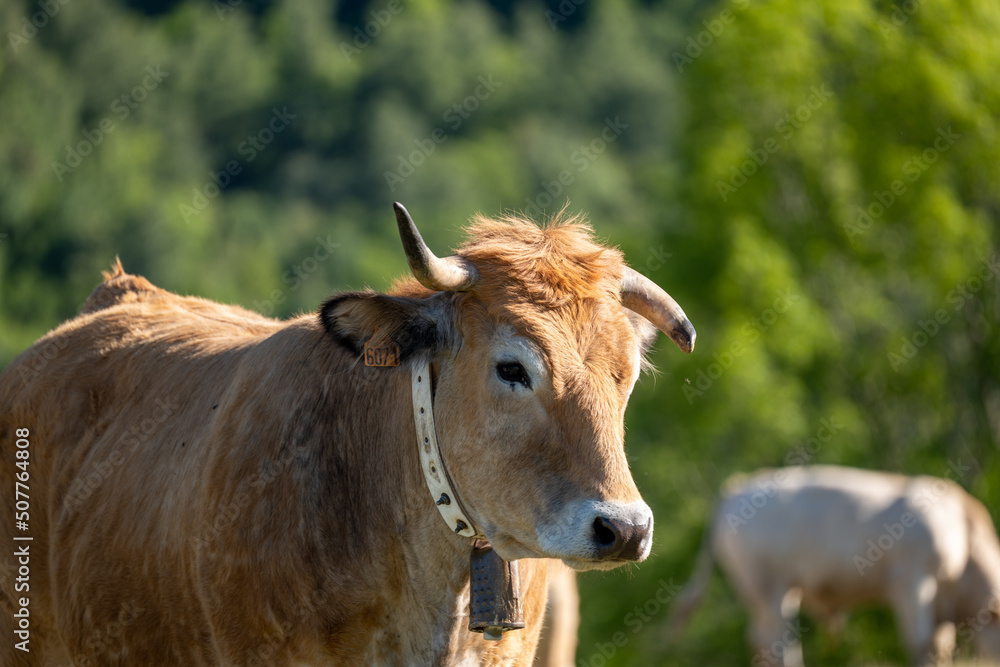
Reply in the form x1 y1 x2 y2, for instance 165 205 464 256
593 516 620 548
592 515 651 561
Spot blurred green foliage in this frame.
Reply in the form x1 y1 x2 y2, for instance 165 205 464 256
1 0 998 664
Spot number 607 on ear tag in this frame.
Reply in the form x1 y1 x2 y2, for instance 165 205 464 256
364 337 400 367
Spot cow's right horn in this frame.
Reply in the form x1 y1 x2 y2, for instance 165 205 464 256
620 267 696 353
394 202 480 292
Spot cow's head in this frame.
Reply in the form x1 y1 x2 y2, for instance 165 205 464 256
322 204 694 571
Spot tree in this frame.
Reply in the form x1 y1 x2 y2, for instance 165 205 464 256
639 0 1000 663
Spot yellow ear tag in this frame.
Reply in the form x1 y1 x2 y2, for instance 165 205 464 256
364 331 400 367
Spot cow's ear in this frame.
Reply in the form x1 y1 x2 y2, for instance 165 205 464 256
320 291 448 359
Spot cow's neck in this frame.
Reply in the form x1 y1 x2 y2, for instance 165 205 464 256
322 357 479 661
394 361 481 661
395 479 480 661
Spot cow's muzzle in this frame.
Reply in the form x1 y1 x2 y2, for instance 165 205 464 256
537 499 654 569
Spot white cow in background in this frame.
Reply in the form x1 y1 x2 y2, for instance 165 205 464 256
666 465 1000 666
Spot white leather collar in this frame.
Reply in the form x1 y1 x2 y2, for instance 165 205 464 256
411 360 483 539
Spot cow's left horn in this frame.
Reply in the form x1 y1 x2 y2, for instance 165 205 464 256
394 202 480 292
621 267 696 353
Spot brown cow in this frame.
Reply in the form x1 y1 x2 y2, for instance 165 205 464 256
0 204 694 665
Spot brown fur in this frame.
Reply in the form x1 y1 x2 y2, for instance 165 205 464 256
0 216 665 665
445 216 644 505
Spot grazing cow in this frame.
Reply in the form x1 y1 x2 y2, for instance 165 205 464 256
0 204 694 666
666 465 1000 667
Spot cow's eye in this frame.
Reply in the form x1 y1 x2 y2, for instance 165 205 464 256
496 362 530 388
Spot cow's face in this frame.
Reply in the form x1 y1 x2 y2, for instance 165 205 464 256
431 294 659 571
322 205 694 572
